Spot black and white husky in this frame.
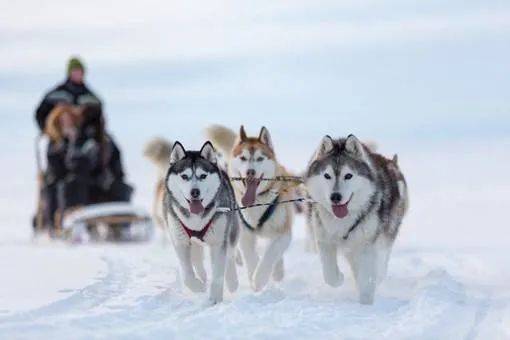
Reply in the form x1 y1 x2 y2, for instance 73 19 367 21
163 141 239 304
305 135 408 304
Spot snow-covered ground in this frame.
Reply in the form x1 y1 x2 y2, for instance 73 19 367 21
1 0 510 338
0 231 509 339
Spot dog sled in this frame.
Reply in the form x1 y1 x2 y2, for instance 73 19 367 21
60 202 153 243
34 133 154 243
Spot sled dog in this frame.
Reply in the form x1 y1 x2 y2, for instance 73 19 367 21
305 134 408 304
163 141 239 304
205 125 296 291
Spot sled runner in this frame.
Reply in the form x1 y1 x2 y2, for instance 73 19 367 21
61 202 153 243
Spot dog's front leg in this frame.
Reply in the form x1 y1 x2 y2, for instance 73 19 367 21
317 240 344 287
239 229 259 281
174 242 206 293
349 245 377 305
225 248 239 293
305 222 317 253
252 232 291 291
208 243 227 304
191 243 207 283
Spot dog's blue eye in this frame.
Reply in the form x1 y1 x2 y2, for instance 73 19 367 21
256 157 264 162
344 173 353 180
199 174 207 180
181 174 189 180
324 173 331 180
240 156 247 161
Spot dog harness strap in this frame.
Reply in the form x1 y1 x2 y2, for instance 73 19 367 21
239 209 256 231
239 195 280 231
257 195 280 228
342 195 378 240
179 217 214 241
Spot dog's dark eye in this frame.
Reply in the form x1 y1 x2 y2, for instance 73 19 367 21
344 173 353 180
199 174 207 180
256 157 264 162
240 156 247 161
324 173 331 180
181 174 189 180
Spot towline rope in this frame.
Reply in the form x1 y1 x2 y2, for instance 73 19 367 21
218 176 314 212
229 176 304 183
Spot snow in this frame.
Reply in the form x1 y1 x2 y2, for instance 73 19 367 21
0 244 106 314
1 0 510 338
0 233 508 339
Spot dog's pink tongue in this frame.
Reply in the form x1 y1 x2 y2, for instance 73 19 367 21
189 200 204 215
332 204 349 219
242 179 259 206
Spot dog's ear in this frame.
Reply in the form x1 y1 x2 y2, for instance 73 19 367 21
200 141 217 164
258 126 274 150
345 134 370 162
170 141 186 164
312 135 334 160
392 154 398 165
239 125 248 141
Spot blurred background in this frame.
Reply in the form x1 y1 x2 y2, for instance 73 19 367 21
1 0 509 244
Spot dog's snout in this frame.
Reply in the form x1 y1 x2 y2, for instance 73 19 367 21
330 192 342 204
246 169 256 177
190 188 201 199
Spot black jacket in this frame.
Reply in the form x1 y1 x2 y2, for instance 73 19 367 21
35 79 102 130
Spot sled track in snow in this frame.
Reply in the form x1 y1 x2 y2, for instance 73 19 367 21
0 257 131 326
0 247 203 338
0 244 508 339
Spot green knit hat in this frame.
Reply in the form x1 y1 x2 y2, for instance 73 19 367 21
67 57 85 75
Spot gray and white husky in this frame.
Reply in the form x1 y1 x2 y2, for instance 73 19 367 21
305 134 408 304
163 141 239 304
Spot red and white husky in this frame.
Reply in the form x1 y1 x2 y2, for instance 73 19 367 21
206 125 297 291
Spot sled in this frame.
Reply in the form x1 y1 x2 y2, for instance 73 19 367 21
61 202 154 243
34 133 153 243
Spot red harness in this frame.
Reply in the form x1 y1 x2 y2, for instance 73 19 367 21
179 217 215 242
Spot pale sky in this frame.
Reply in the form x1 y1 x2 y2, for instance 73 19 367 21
1 0 509 144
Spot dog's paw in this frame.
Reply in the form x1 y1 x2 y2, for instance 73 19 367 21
184 276 206 293
359 293 375 305
252 266 272 292
323 267 344 287
206 293 224 306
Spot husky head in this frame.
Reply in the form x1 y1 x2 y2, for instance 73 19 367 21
230 126 277 206
305 135 376 219
166 141 221 215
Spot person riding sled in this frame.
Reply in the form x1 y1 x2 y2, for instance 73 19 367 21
35 57 102 131
38 104 133 235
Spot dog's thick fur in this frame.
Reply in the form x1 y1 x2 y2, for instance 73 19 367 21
162 141 239 304
205 125 296 291
305 134 408 304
